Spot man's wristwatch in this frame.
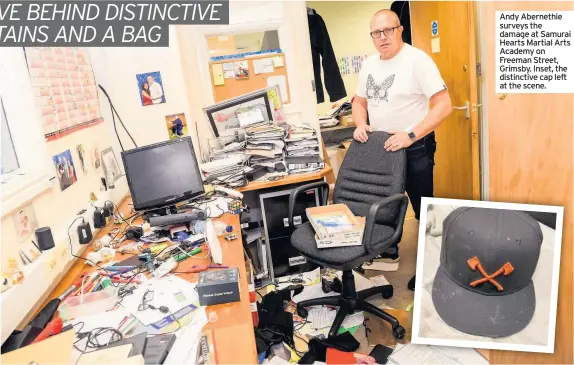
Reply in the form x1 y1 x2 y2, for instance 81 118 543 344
408 131 416 141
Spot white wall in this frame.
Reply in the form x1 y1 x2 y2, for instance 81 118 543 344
90 26 201 160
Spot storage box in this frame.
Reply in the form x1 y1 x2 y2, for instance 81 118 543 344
306 204 365 248
337 141 352 168
197 268 240 306
338 115 355 127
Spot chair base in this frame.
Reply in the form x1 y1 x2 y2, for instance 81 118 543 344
296 283 405 339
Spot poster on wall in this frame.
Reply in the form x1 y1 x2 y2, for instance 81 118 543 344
136 71 166 106
12 204 39 243
92 145 102 171
24 47 104 142
76 144 87 173
52 149 78 191
165 113 189 139
101 147 122 183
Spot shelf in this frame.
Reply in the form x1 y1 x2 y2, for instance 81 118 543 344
320 125 355 132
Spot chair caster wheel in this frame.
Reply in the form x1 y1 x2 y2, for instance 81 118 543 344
393 325 405 339
297 307 308 318
381 285 393 299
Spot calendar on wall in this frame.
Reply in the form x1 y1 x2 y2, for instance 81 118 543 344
24 47 103 142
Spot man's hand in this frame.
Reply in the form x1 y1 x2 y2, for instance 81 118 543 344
353 125 373 143
384 130 414 151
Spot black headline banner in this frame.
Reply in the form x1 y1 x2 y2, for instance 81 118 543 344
0 1 230 46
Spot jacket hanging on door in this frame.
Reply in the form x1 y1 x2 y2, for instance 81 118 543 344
307 7 347 104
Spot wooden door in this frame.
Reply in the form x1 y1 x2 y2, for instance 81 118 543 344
482 1 573 364
410 2 480 200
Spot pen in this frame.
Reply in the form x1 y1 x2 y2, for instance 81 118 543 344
174 247 202 262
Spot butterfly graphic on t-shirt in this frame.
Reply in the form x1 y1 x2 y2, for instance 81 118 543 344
366 74 395 102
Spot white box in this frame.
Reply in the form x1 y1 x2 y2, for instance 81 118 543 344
306 204 365 248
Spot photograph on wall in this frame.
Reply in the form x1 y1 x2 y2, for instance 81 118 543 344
100 147 122 183
165 113 189 139
234 60 249 79
12 204 39 243
411 197 564 354
136 71 166 106
76 144 87 172
92 146 102 170
52 149 78 191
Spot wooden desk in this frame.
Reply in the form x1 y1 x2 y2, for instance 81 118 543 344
31 197 258 364
237 166 333 193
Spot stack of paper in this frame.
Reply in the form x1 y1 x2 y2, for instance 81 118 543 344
245 122 286 168
209 141 246 161
284 124 321 175
199 155 247 187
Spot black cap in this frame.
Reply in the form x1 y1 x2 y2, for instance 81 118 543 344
432 207 543 338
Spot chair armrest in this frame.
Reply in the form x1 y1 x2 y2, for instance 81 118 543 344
363 194 409 254
288 181 330 227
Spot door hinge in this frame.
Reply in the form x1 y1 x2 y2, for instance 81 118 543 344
476 63 482 77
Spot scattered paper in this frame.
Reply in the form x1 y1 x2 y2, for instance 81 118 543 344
163 308 208 365
253 58 274 74
292 283 338 304
272 56 284 67
388 344 463 365
308 307 337 330
212 63 224 86
267 75 288 102
362 261 399 272
431 38 440 53
341 311 364 329
370 273 391 286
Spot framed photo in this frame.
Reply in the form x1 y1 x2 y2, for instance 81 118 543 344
76 144 87 172
165 113 189 140
204 91 273 138
101 147 122 182
136 71 166 106
52 149 78 191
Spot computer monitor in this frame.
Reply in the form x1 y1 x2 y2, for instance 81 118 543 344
121 137 205 211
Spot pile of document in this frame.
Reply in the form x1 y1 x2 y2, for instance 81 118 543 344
245 122 286 168
284 124 323 174
318 104 343 128
198 155 247 188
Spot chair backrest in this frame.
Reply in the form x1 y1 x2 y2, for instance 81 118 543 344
333 131 406 226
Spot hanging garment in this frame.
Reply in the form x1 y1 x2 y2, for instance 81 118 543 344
390 1 412 45
307 7 347 104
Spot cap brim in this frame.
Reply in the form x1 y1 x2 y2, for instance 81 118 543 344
431 267 535 338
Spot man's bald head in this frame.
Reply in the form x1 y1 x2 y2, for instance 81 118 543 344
370 9 400 30
369 9 404 60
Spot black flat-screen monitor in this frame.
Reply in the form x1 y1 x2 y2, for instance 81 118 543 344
121 137 204 211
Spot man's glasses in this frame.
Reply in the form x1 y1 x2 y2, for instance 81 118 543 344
370 26 400 39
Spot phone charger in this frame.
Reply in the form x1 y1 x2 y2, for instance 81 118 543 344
77 222 93 244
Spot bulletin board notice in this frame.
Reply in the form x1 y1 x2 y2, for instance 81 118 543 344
24 47 103 142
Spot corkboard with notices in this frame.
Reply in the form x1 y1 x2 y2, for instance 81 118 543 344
209 53 291 105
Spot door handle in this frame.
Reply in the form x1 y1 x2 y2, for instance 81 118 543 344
453 101 470 119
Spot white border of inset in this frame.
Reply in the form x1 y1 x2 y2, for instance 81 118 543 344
411 197 564 354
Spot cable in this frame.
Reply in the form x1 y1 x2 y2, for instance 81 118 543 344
98 84 138 150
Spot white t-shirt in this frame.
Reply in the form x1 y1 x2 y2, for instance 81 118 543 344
149 82 164 104
355 44 446 132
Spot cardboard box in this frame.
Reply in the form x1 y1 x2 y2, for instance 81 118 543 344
337 141 352 167
306 204 365 248
339 115 355 127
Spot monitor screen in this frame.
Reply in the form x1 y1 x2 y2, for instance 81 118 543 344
121 137 204 211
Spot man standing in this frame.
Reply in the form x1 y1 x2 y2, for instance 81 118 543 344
147 75 164 104
352 9 453 289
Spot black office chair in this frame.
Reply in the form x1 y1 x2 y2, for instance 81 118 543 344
288 132 408 339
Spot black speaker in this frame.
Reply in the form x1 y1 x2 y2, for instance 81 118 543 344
93 209 105 228
35 227 55 251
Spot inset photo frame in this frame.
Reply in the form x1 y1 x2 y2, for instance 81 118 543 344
411 197 564 354
101 147 122 183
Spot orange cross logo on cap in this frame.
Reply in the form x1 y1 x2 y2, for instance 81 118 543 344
467 256 514 291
